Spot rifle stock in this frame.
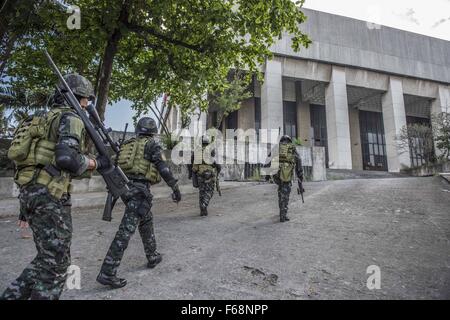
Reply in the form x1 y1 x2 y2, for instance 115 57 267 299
101 123 129 221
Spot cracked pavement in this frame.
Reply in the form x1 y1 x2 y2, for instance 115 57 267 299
1 177 449 299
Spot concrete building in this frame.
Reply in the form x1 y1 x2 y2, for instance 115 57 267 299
166 8 450 173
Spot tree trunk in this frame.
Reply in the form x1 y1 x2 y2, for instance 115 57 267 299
95 0 132 120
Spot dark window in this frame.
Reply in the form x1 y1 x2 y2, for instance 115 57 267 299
283 101 297 138
310 104 329 167
209 111 218 129
226 110 238 130
359 111 387 171
254 97 261 132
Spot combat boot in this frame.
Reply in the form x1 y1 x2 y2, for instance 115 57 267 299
280 210 290 222
200 207 208 216
96 272 127 289
147 252 162 269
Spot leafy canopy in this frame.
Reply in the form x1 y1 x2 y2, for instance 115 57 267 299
2 0 311 120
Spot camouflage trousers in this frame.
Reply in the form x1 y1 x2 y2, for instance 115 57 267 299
100 182 157 276
1 184 72 300
278 181 292 219
198 175 215 210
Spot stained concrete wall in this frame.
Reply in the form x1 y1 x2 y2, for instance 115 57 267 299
238 98 256 131
348 107 363 171
272 8 450 84
296 82 311 146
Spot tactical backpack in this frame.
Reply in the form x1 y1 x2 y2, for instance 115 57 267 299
192 146 217 183
117 137 161 185
8 108 73 198
277 142 296 183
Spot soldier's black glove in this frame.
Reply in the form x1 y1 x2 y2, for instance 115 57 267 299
19 212 27 222
171 184 181 203
95 155 111 170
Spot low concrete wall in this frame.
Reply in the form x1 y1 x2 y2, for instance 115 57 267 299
0 147 327 198
404 161 450 177
311 146 327 181
0 162 191 199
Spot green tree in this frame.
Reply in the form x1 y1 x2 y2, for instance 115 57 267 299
2 0 311 122
397 123 435 166
432 111 450 160
209 71 252 129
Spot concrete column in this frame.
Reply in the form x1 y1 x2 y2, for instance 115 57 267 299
261 59 283 132
381 77 411 172
348 107 363 170
325 66 352 169
237 99 255 130
296 81 311 147
431 85 450 158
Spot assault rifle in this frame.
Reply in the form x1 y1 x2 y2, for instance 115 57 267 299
85 102 129 221
44 50 130 207
297 178 305 203
216 175 222 197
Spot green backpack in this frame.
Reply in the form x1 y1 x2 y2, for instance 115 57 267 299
8 110 62 168
277 142 295 183
117 137 161 185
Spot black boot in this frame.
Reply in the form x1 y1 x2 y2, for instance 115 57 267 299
280 210 290 222
200 207 208 216
147 252 162 269
96 272 127 289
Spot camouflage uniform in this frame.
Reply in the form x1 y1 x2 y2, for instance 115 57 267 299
190 147 221 216
274 139 303 222
1 106 91 300
198 174 216 214
278 181 293 221
99 138 178 279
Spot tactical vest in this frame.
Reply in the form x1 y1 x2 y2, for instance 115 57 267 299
278 142 296 183
117 137 161 185
192 148 216 182
8 107 75 199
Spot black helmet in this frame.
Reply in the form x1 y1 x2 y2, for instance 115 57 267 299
59 73 95 100
280 135 292 143
201 136 210 145
136 117 157 136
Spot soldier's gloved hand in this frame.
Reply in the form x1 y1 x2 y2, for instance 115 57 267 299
95 155 111 170
171 184 181 203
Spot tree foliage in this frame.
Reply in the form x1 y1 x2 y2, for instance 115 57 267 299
209 71 252 129
432 111 450 160
1 0 311 124
397 123 435 167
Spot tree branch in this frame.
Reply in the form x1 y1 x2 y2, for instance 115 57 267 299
125 22 205 53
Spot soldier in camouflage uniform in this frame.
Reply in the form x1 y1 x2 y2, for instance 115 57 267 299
273 135 304 222
1 74 101 300
96 117 181 289
189 136 221 217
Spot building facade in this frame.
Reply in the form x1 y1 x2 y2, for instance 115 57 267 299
167 9 450 173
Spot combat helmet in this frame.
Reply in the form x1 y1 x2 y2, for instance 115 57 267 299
201 136 210 145
280 135 292 144
136 117 158 136
59 73 95 100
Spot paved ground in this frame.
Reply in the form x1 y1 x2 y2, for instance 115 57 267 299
0 177 449 300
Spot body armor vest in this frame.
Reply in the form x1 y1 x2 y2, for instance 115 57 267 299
117 137 161 185
8 107 75 199
278 142 296 182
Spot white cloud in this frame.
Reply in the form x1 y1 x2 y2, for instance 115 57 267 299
302 0 450 40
